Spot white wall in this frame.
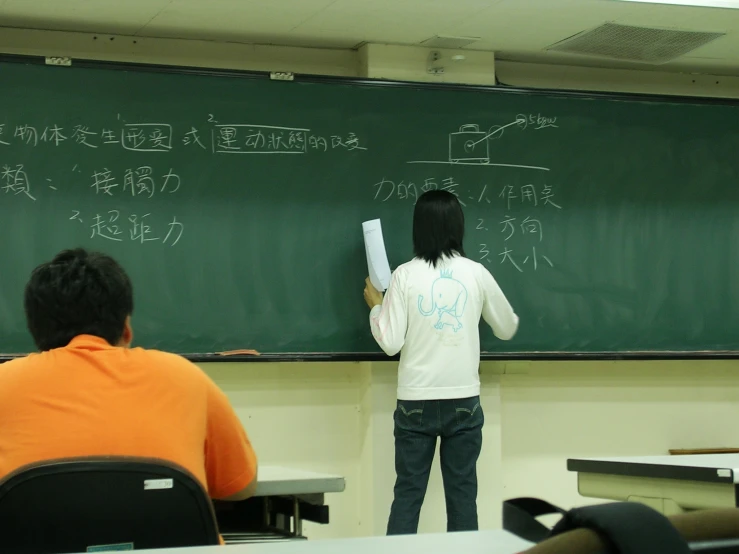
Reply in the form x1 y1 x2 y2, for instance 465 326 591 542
4 26 739 539
201 362 364 539
499 361 739 510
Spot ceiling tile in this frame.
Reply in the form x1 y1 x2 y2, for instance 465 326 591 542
292 0 502 38
0 0 172 34
645 2 739 31
141 0 338 36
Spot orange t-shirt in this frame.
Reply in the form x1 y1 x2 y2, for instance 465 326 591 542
0 335 257 500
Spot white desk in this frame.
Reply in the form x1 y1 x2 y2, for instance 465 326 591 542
568 454 739 515
125 530 532 554
255 467 345 497
216 466 345 543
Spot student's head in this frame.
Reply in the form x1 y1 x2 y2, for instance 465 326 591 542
412 190 466 267
24 248 134 351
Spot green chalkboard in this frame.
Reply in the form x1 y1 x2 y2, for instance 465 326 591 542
1 58 739 358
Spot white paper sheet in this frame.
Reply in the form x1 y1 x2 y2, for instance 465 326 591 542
362 219 391 292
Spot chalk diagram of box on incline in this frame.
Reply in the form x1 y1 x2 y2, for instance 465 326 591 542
449 124 490 164
407 118 550 172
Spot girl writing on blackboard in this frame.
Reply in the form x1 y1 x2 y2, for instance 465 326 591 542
363 189 519 535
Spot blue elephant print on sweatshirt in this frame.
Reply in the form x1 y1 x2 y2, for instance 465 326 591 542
417 270 468 332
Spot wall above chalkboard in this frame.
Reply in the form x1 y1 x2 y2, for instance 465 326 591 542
1 57 739 360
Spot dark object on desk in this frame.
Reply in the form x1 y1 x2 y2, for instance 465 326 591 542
504 497 739 553
504 497 689 553
0 456 220 553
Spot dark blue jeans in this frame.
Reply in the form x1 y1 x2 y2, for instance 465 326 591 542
386 396 484 535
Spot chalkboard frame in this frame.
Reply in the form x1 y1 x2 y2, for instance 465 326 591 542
1 53 739 363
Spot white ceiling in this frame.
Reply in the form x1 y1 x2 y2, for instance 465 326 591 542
1 0 739 75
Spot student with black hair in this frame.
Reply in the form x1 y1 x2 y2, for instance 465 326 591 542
0 248 258 503
364 189 519 536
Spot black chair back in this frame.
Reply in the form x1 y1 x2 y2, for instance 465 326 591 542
0 456 220 553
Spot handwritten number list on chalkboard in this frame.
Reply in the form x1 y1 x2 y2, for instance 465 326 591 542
372 112 562 275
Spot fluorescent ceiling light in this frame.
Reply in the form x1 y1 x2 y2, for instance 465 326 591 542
615 0 739 7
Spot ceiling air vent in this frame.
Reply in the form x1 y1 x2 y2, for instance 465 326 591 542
546 22 724 64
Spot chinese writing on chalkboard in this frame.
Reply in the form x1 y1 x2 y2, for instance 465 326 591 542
0 117 368 248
